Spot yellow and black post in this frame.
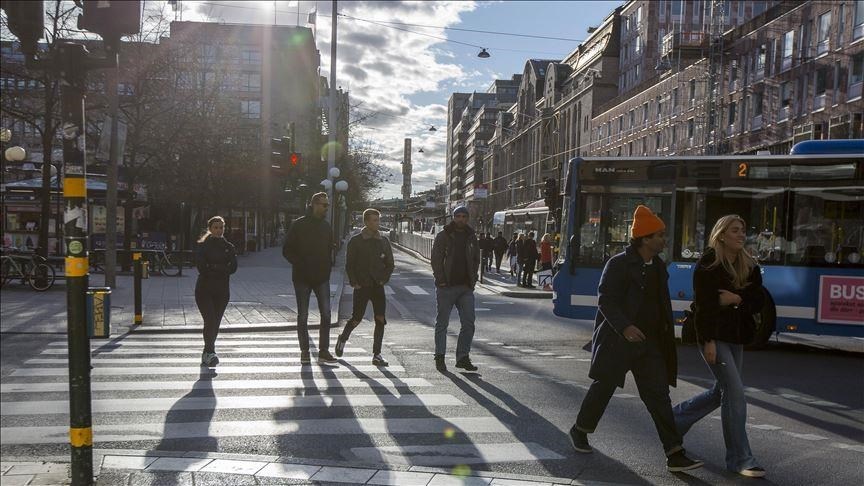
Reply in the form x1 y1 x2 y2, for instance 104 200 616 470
133 252 142 325
58 42 94 485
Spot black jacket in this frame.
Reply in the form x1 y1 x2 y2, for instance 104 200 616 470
196 236 237 281
493 236 508 254
521 239 539 263
346 228 395 288
589 245 678 388
693 248 765 345
431 222 480 287
479 237 493 252
283 212 333 285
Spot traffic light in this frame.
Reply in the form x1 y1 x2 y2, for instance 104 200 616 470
289 152 301 167
1 1 44 56
77 0 141 39
543 177 559 210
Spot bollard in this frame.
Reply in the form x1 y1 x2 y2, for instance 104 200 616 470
133 253 142 325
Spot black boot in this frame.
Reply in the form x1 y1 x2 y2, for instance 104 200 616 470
434 354 447 372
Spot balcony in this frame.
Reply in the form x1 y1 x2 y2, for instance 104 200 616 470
660 31 706 58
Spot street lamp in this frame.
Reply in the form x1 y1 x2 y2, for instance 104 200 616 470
5 146 26 162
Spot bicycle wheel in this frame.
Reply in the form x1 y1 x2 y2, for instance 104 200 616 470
159 252 181 276
28 263 56 291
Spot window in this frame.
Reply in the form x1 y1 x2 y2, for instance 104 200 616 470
782 30 794 71
818 11 832 55
672 88 679 113
693 1 701 22
240 100 261 119
655 131 661 151
855 0 864 40
237 72 261 92
687 118 695 139
634 64 640 82
838 4 846 45
788 178 863 267
671 0 682 17
643 102 649 123
635 35 642 54
833 61 842 105
729 59 739 90
753 91 763 117
240 48 262 65
851 52 864 100
814 69 828 110
728 100 737 127
756 44 766 77
779 82 792 120
636 6 642 24
629 109 635 129
578 193 671 265
753 1 766 16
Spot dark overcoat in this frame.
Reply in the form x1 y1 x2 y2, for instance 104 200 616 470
589 245 678 388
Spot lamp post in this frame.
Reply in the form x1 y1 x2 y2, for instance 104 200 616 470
3 142 27 248
322 167 348 263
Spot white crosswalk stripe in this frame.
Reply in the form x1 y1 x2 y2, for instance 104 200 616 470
0 333 563 467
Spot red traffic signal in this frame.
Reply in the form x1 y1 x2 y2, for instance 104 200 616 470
290 153 300 166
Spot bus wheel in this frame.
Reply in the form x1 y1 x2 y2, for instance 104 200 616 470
747 289 776 350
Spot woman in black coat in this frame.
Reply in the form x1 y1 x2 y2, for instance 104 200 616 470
673 215 766 478
195 216 237 366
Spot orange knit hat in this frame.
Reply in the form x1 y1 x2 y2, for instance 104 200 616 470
631 205 666 238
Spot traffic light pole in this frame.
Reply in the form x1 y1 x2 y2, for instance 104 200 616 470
57 42 95 486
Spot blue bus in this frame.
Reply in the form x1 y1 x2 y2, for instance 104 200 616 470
552 140 864 346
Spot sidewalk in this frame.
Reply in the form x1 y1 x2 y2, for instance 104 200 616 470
0 450 610 485
391 242 551 299
0 244 347 336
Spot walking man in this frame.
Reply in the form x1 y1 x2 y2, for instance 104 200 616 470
283 192 339 365
335 209 394 366
479 233 493 273
506 234 519 277
431 206 480 372
569 205 703 472
493 231 508 273
520 232 539 288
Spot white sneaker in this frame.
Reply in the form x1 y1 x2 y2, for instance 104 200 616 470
739 467 766 478
201 352 219 366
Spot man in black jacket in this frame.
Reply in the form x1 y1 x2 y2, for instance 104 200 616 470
335 209 395 366
569 205 702 472
520 232 539 288
283 192 338 365
431 206 480 372
479 233 493 272
493 231 508 273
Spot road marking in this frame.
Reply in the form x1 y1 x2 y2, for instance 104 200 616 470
487 342 504 346
475 308 492 311
0 394 466 415
614 393 637 399
784 432 829 441
385 286 395 295
1 377 433 394
12 365 405 377
50 340 311 347
555 356 577 359
0 417 513 445
350 442 564 466
29 355 376 365
831 443 864 453
40 348 368 356
537 352 556 356
405 286 429 295
750 424 783 431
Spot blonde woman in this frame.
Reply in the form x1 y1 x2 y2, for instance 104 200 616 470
673 215 766 478
195 216 237 366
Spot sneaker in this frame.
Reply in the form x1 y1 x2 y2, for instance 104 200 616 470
300 351 311 365
318 351 339 365
569 425 592 454
739 467 766 478
455 356 478 372
666 450 704 472
434 354 447 372
335 335 347 358
201 352 219 367
372 354 389 366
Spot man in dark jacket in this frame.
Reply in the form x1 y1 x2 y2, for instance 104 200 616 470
520 232 539 288
431 206 480 372
283 192 338 365
493 231 508 273
479 233 493 272
569 205 703 473
335 208 395 366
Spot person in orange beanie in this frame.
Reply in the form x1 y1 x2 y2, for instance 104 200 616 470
568 205 704 473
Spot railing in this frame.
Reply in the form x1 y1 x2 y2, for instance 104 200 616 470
388 231 434 260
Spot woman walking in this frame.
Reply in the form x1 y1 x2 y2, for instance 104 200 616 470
673 215 766 478
195 216 237 366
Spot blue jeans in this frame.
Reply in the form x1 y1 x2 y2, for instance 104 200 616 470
434 285 475 361
673 341 758 472
294 280 331 353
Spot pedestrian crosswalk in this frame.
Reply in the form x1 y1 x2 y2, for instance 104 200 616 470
344 284 497 296
0 333 564 467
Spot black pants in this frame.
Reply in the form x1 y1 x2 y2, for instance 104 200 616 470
521 260 536 286
494 251 504 271
575 341 683 456
481 251 492 271
340 284 387 355
195 278 230 353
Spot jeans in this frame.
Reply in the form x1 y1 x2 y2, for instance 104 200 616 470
195 278 230 353
673 341 758 472
521 260 535 286
294 280 331 353
576 341 683 456
341 284 387 355
434 285 476 361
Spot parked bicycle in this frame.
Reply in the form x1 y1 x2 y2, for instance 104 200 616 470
0 249 56 291
143 249 181 276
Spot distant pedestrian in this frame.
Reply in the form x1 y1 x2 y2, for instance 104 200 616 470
514 233 526 282
431 206 480 372
539 233 554 289
282 192 339 365
195 216 237 367
479 233 494 272
506 234 520 277
569 205 703 473
336 208 395 367
672 215 766 478
493 231 508 273
520 232 539 288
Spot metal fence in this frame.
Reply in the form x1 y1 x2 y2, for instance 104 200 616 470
389 231 434 260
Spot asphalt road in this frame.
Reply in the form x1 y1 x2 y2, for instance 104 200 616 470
1 248 862 485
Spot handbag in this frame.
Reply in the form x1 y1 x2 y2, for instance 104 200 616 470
681 302 698 345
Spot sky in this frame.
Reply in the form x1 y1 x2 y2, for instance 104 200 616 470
174 0 623 199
